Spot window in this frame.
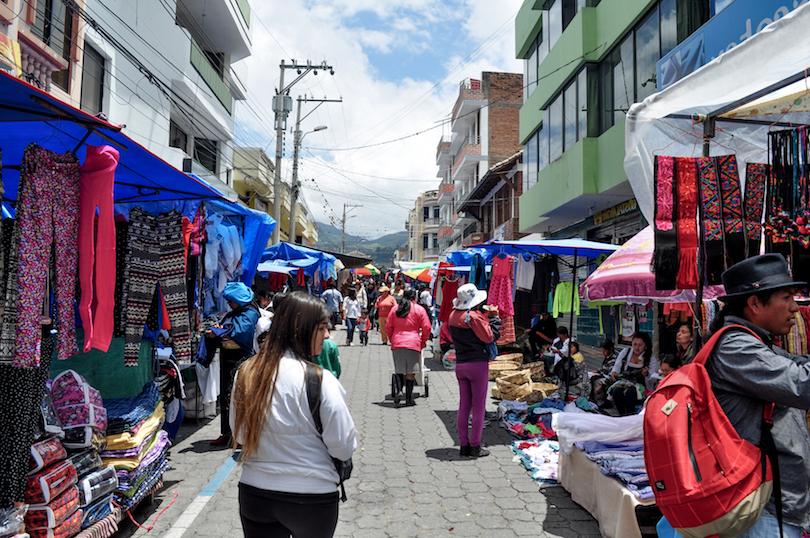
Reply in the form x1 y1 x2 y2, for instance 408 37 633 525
169 120 189 153
432 233 438 248
635 5 660 101
422 234 429 249
563 79 577 150
548 95 563 162
433 206 440 219
612 35 634 125
32 0 74 91
525 129 538 192
577 69 588 138
193 138 219 174
660 0 678 56
526 41 538 96
423 206 430 221
80 44 104 115
548 0 562 50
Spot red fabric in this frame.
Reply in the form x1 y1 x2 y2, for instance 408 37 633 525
386 303 431 351
644 325 773 530
182 217 191 271
496 315 516 345
268 272 287 291
439 322 452 348
488 256 515 316
159 288 171 331
297 268 306 287
439 278 460 323
675 157 699 290
78 145 119 353
25 486 79 530
28 507 82 538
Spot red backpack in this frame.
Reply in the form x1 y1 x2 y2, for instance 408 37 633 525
643 325 781 538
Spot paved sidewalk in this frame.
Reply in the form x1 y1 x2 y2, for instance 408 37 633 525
119 330 600 537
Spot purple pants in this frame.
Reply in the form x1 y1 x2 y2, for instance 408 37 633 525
455 361 489 446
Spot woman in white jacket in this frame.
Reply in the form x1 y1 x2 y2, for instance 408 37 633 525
231 292 358 538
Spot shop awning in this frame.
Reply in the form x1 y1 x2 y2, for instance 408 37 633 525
625 3 810 225
480 236 619 259
262 242 338 279
0 71 226 205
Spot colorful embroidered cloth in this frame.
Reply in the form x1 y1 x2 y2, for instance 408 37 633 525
103 401 164 452
103 382 160 435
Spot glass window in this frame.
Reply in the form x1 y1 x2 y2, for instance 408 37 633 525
677 0 711 42
660 0 677 56
714 0 734 14
538 12 549 67
527 42 538 96
598 60 613 134
194 138 219 174
538 118 549 173
562 0 578 30
577 69 587 140
80 44 105 115
422 234 429 249
612 35 634 125
433 206 440 219
549 95 563 163
548 0 562 50
635 5 660 101
563 79 577 150
423 206 430 221
169 121 188 153
525 130 538 192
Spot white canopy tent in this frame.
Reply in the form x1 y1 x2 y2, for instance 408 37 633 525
625 3 810 225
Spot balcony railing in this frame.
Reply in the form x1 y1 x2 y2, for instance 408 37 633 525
422 217 440 226
451 141 481 179
452 78 484 122
233 0 251 28
422 247 440 257
190 37 233 114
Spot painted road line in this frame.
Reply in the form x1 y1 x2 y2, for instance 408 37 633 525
162 451 239 538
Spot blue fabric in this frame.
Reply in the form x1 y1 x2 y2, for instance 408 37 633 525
104 382 160 434
223 282 254 306
446 248 493 267
0 72 225 204
206 199 275 286
470 254 488 289
223 306 260 354
738 510 803 538
480 238 619 258
262 242 337 279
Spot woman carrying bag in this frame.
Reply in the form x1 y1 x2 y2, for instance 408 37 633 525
386 289 431 407
231 292 357 538
447 284 501 458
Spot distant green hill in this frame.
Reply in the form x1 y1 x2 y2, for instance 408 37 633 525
313 222 407 267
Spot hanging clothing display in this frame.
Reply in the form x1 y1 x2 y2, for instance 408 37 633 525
552 282 580 318
515 255 535 292
78 145 119 354
10 145 80 367
698 154 744 283
674 157 699 290
744 163 768 257
122 208 191 366
470 253 487 290
653 156 677 290
438 276 460 323
488 255 515 316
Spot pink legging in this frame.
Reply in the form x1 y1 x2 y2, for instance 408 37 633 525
78 145 119 353
455 361 489 446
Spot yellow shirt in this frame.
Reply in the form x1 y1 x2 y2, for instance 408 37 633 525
572 352 585 364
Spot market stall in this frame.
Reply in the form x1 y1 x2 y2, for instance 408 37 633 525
0 71 271 537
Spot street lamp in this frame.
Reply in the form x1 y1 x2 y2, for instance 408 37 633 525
289 125 327 244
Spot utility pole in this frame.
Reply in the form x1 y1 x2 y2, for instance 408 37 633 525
289 95 342 244
271 59 335 243
341 203 362 253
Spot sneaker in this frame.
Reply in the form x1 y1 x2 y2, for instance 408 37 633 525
469 446 490 458
459 445 471 457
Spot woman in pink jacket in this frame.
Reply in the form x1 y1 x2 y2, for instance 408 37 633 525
386 289 431 407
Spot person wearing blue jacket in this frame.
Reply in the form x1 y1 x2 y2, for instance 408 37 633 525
211 282 260 446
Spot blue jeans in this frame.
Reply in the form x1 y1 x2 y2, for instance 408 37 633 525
345 318 357 344
738 510 803 538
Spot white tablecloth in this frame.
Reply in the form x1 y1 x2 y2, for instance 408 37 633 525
559 447 655 538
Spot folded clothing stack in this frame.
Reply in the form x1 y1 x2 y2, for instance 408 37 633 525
102 383 170 512
497 398 562 440
511 438 560 485
25 440 82 538
576 440 653 501
51 371 107 451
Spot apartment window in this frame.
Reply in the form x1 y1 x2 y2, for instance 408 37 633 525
660 0 678 56
525 128 538 193
32 0 73 91
577 69 589 138
635 5 660 101
433 206 440 220
169 120 189 153
194 137 219 174
423 206 430 221
548 94 563 162
563 79 577 150
432 233 438 248
422 234 429 249
80 44 104 115
526 40 538 97
561 0 578 29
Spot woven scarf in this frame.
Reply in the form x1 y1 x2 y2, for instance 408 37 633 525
675 158 699 290
698 155 744 284
744 163 768 256
653 156 678 290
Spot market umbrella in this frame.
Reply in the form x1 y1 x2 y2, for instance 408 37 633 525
400 262 435 283
352 264 380 277
580 227 725 304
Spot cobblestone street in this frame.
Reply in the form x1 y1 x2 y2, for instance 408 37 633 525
118 329 600 537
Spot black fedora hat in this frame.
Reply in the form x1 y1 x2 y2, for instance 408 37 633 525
719 253 806 300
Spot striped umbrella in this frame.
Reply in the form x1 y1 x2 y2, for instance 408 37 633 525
352 264 380 277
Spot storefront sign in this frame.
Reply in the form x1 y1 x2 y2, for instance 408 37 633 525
593 199 638 226
657 0 808 89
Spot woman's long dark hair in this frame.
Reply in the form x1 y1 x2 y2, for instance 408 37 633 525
631 331 653 367
396 289 417 318
347 288 357 300
232 292 328 459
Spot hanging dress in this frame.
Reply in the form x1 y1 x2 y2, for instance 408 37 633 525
489 255 516 344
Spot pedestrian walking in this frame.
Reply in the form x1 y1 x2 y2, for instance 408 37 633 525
366 282 379 330
321 282 343 330
209 282 260 447
342 288 361 346
374 285 397 345
447 284 500 458
386 289 431 407
355 281 368 310
357 309 371 346
231 292 357 538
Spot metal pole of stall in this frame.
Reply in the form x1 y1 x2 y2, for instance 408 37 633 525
564 251 578 400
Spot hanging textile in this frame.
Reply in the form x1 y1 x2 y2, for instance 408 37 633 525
78 145 119 354
13 145 80 367
488 255 515 316
698 154 743 284
122 208 191 366
438 276 460 323
674 157 699 290
653 156 677 290
783 311 808 355
497 315 516 346
552 281 580 318
515 255 535 292
470 253 488 290
744 163 768 257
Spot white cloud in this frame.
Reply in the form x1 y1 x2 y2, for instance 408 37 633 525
237 0 523 239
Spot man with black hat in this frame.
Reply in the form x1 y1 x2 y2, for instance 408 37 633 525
709 254 810 536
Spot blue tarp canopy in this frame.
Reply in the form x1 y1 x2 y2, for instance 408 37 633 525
445 248 493 266
478 237 619 259
262 242 337 279
0 71 225 204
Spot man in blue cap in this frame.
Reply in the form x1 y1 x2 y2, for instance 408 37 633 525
210 282 260 447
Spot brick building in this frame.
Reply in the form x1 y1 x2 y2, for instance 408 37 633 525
436 71 524 252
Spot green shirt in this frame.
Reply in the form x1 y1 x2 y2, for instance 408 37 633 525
313 338 341 379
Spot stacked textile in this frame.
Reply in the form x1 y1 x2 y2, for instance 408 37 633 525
576 440 653 501
102 383 169 511
497 399 563 440
25 437 82 538
511 439 560 485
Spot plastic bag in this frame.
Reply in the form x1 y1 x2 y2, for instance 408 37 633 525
29 437 67 475
0 504 27 536
552 409 645 454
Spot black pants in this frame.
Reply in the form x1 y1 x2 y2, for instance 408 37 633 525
528 333 546 359
220 347 246 438
359 331 368 345
239 483 339 538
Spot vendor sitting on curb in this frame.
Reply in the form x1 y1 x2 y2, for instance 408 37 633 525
706 253 810 536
